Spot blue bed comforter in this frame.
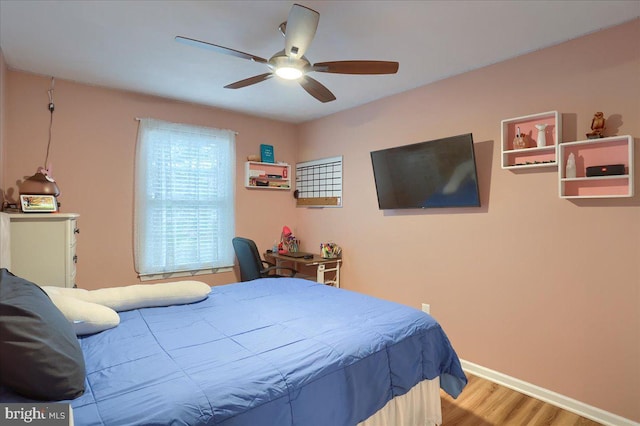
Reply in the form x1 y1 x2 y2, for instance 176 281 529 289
6 278 467 425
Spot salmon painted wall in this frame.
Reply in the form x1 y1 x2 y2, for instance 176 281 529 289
1 18 639 423
297 20 640 421
2 73 299 288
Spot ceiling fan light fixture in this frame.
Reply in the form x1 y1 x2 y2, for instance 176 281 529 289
275 66 303 80
176 4 397 103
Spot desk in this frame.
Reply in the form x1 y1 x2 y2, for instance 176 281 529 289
265 252 342 288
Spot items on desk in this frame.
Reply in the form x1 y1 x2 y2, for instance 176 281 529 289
320 243 341 259
280 225 299 254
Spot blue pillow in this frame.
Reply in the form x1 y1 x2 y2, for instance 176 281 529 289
0 269 85 400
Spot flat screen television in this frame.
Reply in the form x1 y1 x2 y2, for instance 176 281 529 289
370 133 480 209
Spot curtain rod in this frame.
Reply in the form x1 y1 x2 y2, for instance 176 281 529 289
134 117 238 135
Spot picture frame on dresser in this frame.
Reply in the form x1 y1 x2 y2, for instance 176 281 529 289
19 195 58 213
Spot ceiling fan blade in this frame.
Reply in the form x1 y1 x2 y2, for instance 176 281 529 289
312 61 399 75
299 76 336 103
284 4 319 59
224 73 273 89
175 36 268 64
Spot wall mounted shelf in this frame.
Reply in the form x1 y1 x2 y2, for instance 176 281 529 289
244 161 291 190
558 135 634 199
501 111 561 169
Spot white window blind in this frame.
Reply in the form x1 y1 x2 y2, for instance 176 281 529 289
134 118 235 277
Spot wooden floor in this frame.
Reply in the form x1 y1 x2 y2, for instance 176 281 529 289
440 373 602 425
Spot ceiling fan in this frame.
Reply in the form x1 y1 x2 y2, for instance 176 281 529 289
175 3 399 103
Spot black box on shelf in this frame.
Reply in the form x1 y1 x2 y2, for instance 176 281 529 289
586 164 625 177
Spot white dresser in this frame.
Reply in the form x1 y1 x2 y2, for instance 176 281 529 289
8 213 79 288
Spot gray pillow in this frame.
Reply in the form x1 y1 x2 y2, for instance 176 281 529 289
0 269 85 400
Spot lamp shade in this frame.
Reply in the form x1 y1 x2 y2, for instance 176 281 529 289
20 171 60 196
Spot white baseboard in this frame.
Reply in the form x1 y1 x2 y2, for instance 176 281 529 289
459 359 639 426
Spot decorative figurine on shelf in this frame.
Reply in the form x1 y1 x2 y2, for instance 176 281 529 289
586 112 606 139
535 123 548 147
566 153 577 178
513 126 527 149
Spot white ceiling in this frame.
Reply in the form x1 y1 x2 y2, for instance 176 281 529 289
1 1 638 123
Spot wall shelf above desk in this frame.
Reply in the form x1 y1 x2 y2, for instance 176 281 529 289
245 161 291 190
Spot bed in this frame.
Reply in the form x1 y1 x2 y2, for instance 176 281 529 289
1 276 466 425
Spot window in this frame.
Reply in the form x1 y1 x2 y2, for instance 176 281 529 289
134 118 235 278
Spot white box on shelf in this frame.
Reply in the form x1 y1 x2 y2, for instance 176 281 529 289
501 111 561 169
558 135 634 199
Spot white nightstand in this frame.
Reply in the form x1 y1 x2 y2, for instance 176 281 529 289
8 213 79 288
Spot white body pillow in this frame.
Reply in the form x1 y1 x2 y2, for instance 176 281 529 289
42 288 120 336
46 281 211 312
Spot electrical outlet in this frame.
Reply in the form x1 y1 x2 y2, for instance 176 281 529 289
421 303 430 314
